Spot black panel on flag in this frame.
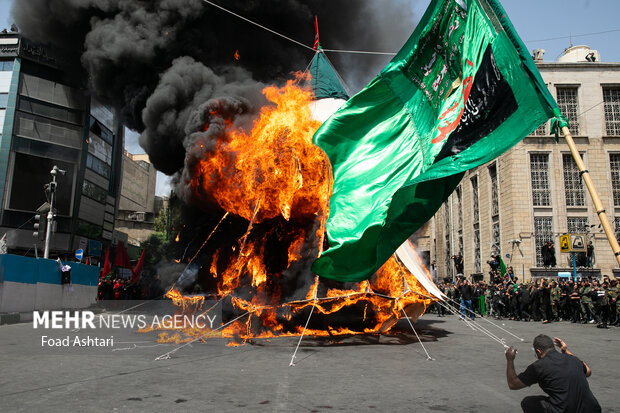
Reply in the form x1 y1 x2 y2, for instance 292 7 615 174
435 45 518 162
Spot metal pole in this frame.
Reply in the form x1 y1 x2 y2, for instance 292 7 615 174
572 252 577 282
562 126 620 267
43 170 58 259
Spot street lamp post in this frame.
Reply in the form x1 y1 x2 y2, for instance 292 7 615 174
43 166 65 259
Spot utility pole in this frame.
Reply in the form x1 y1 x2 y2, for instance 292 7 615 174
44 165 65 259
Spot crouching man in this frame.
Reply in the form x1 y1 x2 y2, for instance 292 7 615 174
505 335 601 412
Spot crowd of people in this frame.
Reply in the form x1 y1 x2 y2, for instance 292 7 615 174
432 274 620 329
97 273 164 301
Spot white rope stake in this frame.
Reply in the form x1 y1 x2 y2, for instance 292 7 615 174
396 299 433 360
289 299 317 366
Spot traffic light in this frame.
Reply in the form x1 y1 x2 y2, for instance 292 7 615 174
33 214 44 240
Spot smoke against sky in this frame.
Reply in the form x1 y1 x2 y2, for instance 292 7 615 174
3 0 620 196
9 0 418 198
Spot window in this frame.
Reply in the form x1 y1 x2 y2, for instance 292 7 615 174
471 176 481 272
87 154 111 179
531 153 551 206
615 217 620 243
611 154 620 206
531 122 547 136
603 87 620 136
489 164 500 256
0 60 14 71
0 93 8 109
444 202 451 275
472 176 479 223
567 217 588 233
88 134 113 165
18 96 83 125
489 164 499 216
14 112 83 149
82 180 108 204
534 217 553 267
76 219 103 240
563 154 585 206
556 87 579 135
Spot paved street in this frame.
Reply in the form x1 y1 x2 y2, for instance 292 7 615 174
1 312 618 412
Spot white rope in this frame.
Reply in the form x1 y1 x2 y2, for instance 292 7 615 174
322 48 396 56
289 299 317 366
201 0 398 57
411 288 510 348
437 300 508 348
397 299 434 360
201 0 314 51
154 310 252 361
444 295 524 342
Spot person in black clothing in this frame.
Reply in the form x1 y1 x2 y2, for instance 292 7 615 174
530 284 541 322
518 284 531 321
539 282 551 323
458 279 475 320
586 241 595 268
453 252 464 275
505 335 601 413
541 242 550 267
547 242 557 267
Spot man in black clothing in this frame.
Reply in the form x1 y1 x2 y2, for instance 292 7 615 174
505 335 601 413
518 284 531 321
539 282 551 323
541 242 550 267
458 279 475 320
530 284 541 322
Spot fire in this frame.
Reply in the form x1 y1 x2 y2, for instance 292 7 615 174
175 233 180 242
190 73 328 223
148 74 436 345
233 49 240 60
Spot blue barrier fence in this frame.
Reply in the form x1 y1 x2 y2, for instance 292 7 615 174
0 254 99 286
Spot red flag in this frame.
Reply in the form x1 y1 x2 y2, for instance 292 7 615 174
313 16 320 50
132 249 145 285
101 247 111 278
113 241 132 268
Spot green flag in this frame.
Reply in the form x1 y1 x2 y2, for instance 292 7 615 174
499 256 507 276
312 0 567 282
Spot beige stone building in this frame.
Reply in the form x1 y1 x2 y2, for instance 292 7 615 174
115 151 158 245
427 45 620 282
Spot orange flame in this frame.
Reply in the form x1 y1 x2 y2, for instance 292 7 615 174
175 233 180 242
143 75 435 345
233 50 240 60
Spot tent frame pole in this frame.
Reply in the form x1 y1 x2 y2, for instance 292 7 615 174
562 126 620 267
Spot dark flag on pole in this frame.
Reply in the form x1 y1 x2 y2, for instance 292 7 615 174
312 0 568 282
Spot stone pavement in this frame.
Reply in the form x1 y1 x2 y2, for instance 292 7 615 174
1 312 618 412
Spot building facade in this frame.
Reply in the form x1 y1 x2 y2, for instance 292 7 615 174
0 33 124 261
429 45 620 282
114 151 158 246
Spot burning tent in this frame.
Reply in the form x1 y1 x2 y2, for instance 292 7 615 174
11 0 441 345
149 48 442 345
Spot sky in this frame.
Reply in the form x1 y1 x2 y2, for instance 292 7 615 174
0 0 618 196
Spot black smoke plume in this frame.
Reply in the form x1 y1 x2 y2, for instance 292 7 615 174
12 0 417 177
12 1 418 301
